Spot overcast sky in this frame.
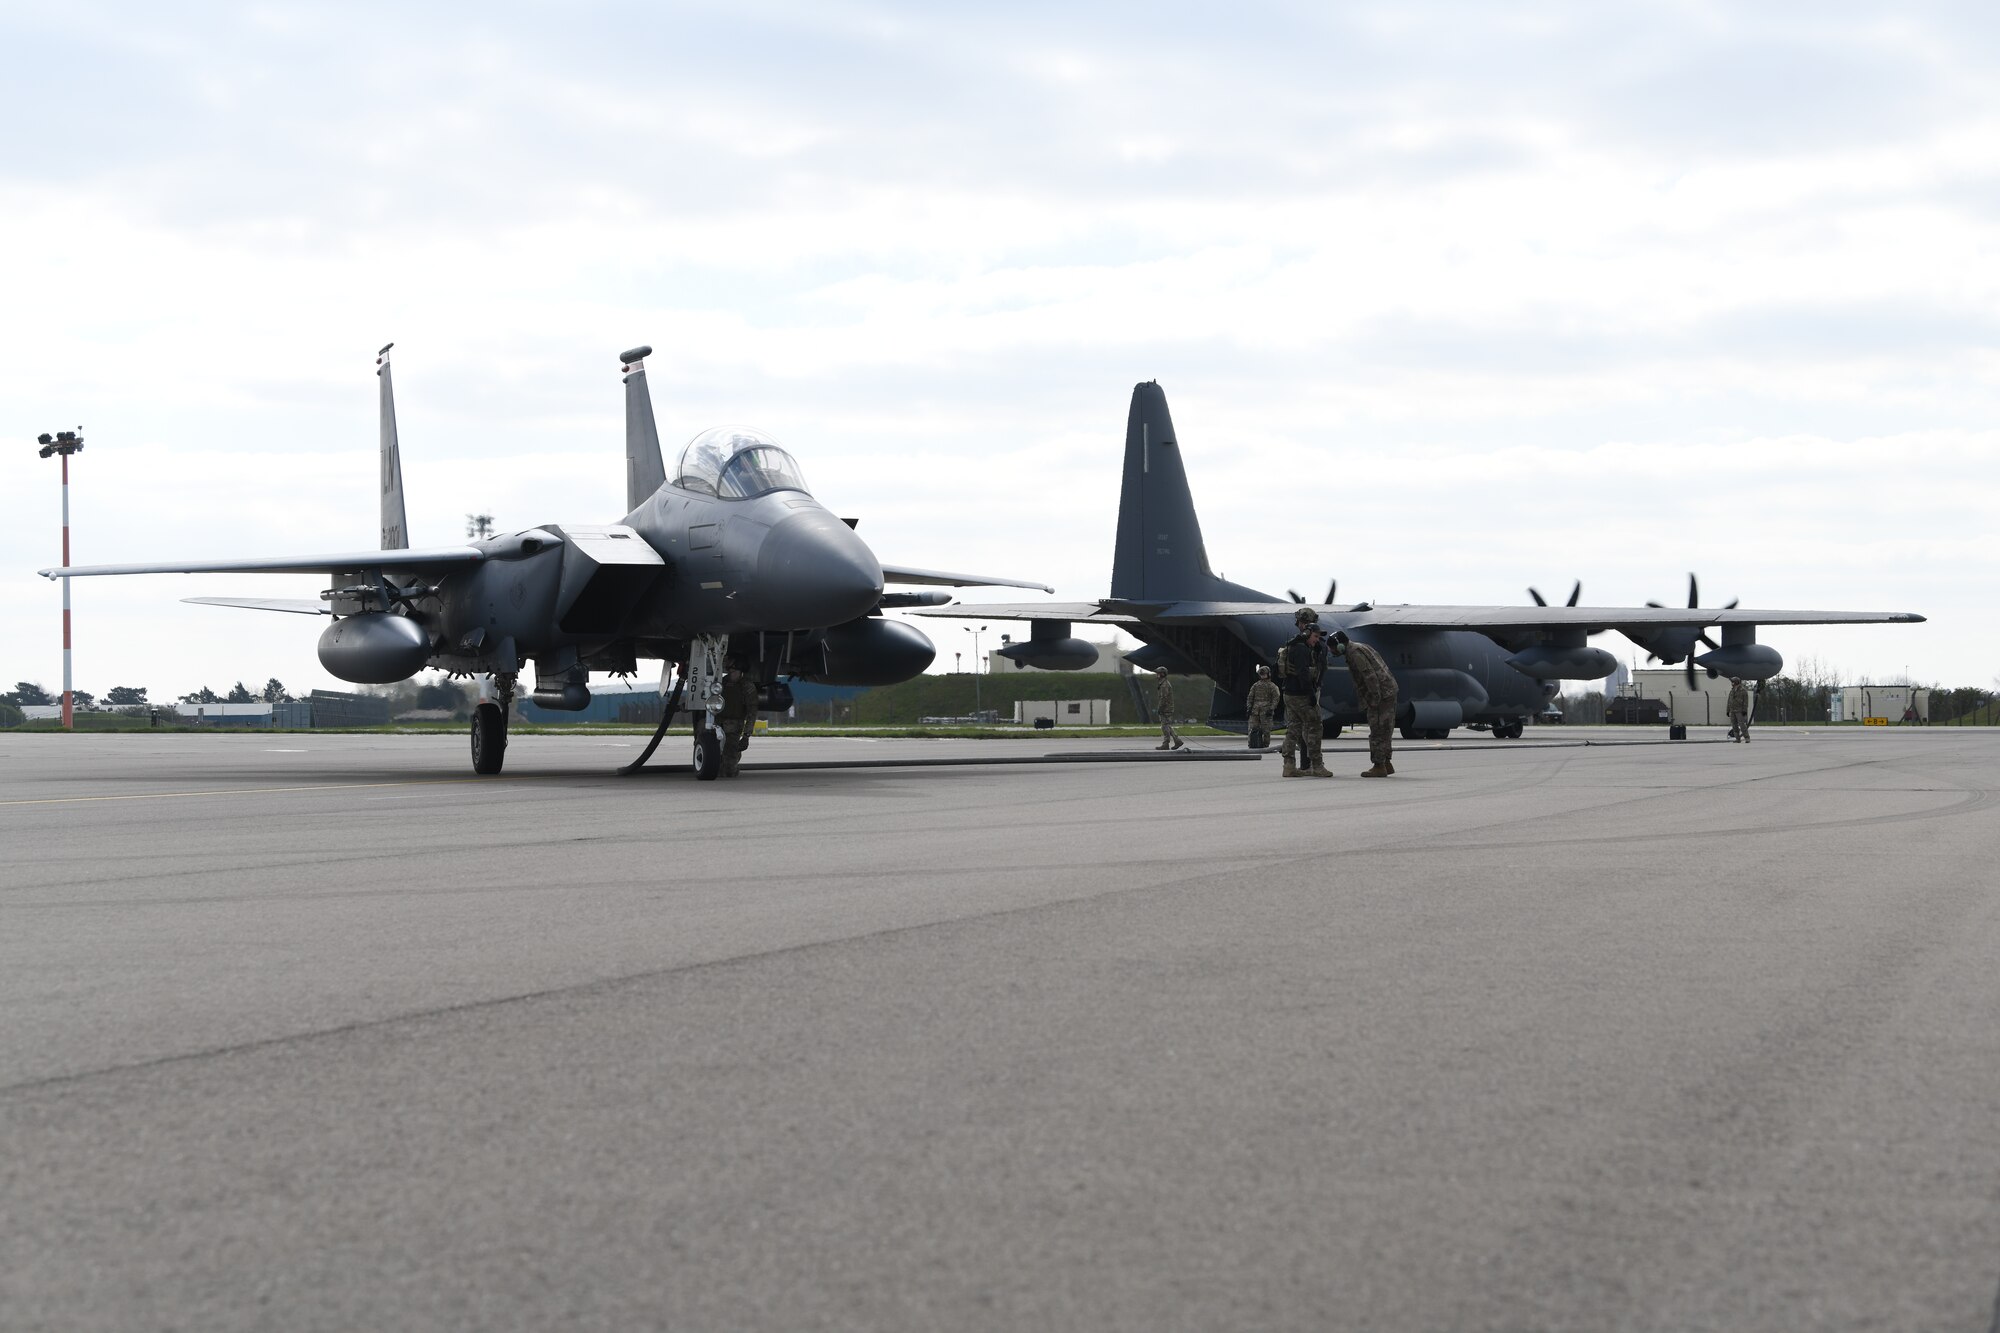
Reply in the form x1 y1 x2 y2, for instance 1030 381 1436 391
3 0 1994 703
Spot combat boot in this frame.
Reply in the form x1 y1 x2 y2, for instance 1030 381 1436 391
1385 760 1396 775
1309 763 1334 778
1281 758 1299 777
1360 764 1389 777
1172 738 1185 750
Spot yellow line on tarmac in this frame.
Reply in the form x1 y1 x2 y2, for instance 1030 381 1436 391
0 778 518 808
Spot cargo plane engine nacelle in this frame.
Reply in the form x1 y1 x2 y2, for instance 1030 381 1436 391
996 620 1099 671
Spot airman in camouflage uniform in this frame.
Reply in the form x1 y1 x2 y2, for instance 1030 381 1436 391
1245 664 1281 750
717 660 762 778
1727 677 1751 743
1332 629 1398 777
1277 610 1332 777
1154 668 1185 750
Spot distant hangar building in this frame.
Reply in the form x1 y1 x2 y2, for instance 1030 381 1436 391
1619 671 1931 726
1619 670 1740 727
1830 685 1929 724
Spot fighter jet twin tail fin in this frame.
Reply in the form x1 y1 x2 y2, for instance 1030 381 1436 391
378 343 409 551
620 345 667 515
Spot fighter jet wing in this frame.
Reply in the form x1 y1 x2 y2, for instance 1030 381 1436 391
881 564 1053 592
910 601 1141 624
183 596 331 615
1136 603 1925 630
39 546 486 579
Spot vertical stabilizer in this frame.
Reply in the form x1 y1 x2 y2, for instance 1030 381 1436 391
377 343 409 550
621 346 667 511
1109 382 1277 603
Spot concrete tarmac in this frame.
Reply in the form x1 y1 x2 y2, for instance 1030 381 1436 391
3 726 1997 1330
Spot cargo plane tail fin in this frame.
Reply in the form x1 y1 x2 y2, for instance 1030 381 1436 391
1109 381 1278 605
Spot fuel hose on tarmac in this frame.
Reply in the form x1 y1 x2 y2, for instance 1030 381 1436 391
617 674 686 775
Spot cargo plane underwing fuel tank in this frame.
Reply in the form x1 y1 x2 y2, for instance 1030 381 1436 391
40 344 1051 778
914 381 1924 741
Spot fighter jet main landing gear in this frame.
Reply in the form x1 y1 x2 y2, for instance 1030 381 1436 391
470 673 516 775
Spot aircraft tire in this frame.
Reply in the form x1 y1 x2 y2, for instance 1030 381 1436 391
470 703 508 775
1399 724 1421 741
1326 723 1343 740
692 728 722 781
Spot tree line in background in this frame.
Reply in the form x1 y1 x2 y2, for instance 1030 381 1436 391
0 679 296 710
0 675 480 726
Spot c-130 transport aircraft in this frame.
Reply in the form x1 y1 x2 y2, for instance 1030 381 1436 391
916 382 1923 739
40 345 1049 777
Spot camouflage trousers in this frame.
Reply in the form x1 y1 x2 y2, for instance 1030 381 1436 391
1248 706 1276 748
1367 705 1395 768
720 720 749 777
1729 710 1750 741
1283 695 1321 766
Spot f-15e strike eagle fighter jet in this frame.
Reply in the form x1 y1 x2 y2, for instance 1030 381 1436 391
916 381 1923 739
41 345 1048 777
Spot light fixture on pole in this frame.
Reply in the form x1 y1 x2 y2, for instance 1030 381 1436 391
37 430 85 731
965 624 988 717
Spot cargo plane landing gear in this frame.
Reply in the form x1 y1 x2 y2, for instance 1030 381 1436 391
471 673 515 775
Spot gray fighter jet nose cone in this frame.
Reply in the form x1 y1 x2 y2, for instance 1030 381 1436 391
753 508 884 628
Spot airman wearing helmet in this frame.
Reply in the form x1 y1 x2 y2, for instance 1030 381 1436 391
1154 667 1184 751
1245 663 1282 751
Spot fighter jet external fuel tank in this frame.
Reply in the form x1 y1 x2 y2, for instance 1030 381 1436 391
917 382 1923 741
41 344 1049 778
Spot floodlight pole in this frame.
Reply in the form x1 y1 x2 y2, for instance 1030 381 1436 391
966 625 987 717
37 430 85 730
62 451 70 729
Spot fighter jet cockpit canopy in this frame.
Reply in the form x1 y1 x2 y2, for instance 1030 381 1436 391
674 426 811 500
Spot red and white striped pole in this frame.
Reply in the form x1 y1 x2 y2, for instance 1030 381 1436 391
38 430 84 732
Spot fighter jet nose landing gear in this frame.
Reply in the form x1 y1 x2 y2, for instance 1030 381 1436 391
688 633 728 782
469 674 515 775
692 729 722 780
